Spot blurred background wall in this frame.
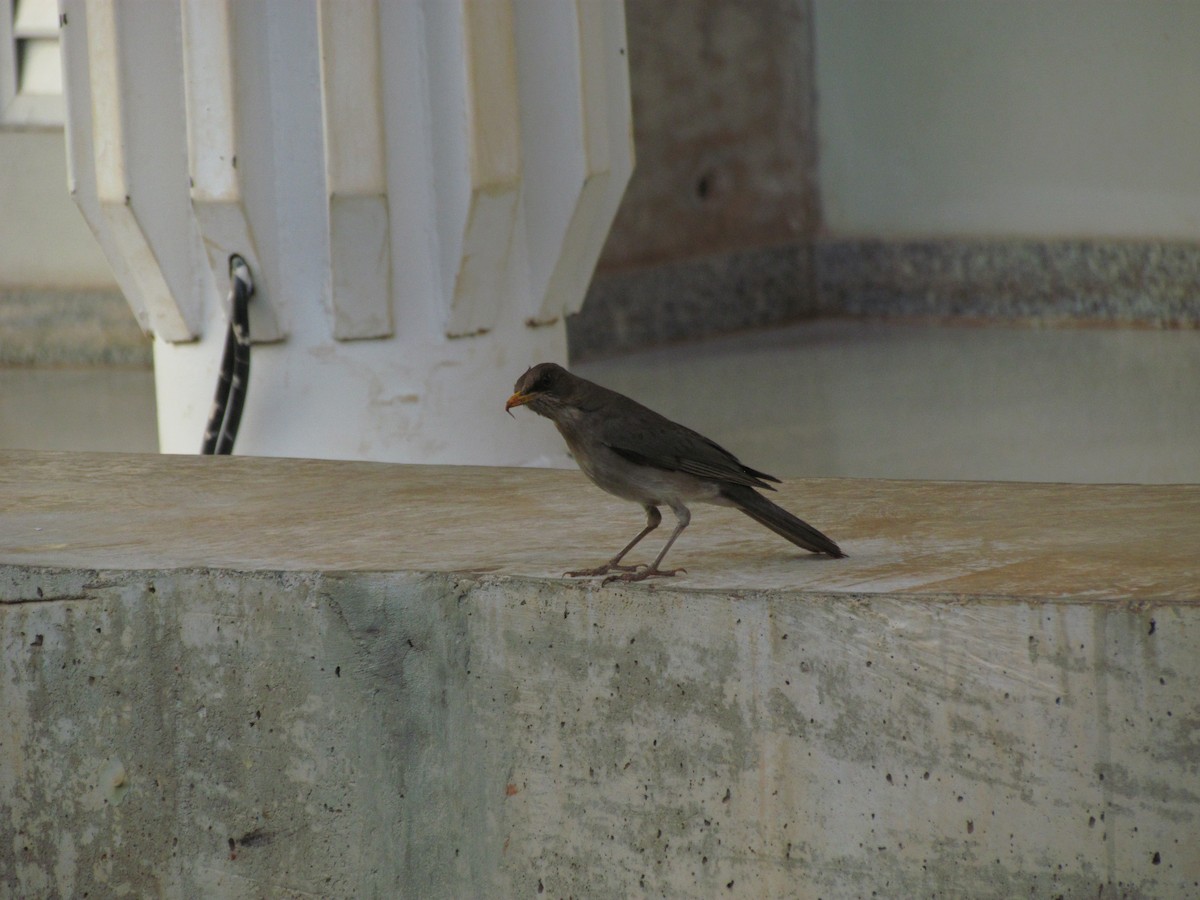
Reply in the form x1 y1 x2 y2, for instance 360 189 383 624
573 0 1200 358
3 0 1198 448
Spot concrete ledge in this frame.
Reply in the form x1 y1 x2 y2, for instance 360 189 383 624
2 452 1198 897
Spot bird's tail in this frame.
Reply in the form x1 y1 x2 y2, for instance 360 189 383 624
721 484 846 558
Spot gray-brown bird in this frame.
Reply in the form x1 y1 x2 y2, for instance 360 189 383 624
506 362 844 583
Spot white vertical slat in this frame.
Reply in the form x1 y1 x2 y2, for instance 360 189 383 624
73 0 200 341
316 0 392 340
536 0 633 322
1 0 63 123
513 0 584 325
13 0 61 95
376 0 440 339
60 0 145 330
424 0 524 337
180 0 284 342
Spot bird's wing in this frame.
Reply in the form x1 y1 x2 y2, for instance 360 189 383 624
593 394 779 491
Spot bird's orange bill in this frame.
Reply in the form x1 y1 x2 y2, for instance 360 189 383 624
505 391 532 417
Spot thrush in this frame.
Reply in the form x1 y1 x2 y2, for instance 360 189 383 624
506 362 845 583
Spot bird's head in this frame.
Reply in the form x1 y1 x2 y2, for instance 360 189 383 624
506 362 578 419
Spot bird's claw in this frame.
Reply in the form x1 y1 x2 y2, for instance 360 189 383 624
601 566 685 586
564 562 639 578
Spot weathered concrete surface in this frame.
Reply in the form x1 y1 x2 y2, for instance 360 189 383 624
2 452 1195 596
2 452 1198 898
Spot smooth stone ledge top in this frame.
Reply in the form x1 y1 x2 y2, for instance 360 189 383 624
1 450 1195 602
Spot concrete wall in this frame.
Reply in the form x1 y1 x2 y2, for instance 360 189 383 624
3 452 1198 896
3 566 1197 898
596 0 817 272
575 0 1200 354
813 1 1200 240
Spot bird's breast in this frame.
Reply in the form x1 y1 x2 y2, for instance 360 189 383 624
555 418 721 507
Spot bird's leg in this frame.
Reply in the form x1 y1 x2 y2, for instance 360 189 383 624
603 504 690 585
565 506 662 577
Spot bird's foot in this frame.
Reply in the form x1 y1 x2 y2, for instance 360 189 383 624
564 562 639 578
601 565 686 586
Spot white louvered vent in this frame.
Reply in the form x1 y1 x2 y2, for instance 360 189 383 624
1 0 64 125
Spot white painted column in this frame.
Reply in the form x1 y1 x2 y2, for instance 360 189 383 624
59 0 632 465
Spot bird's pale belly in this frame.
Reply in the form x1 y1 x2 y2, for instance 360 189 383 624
564 433 723 507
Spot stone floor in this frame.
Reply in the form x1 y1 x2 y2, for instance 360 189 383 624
3 320 1198 483
578 319 1200 483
